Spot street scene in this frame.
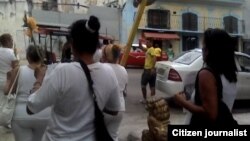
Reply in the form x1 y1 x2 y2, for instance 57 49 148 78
1 0 250 141
1 68 250 141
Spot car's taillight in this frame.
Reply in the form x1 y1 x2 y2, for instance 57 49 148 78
168 69 182 82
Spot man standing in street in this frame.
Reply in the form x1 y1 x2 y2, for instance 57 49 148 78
139 40 156 104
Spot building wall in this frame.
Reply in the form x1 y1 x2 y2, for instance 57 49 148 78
0 0 124 59
243 0 250 39
120 0 137 45
121 0 244 56
242 0 250 54
139 1 243 33
0 1 29 59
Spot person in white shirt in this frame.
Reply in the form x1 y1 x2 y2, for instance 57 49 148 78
27 16 121 141
0 34 18 92
4 45 51 141
0 33 18 128
102 44 128 141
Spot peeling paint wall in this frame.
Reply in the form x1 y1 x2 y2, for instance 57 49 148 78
0 1 29 59
0 0 125 60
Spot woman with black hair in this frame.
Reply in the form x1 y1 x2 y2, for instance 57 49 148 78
61 36 72 63
174 28 238 126
27 16 120 141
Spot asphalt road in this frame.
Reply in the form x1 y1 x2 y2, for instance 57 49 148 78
1 67 250 141
119 68 250 140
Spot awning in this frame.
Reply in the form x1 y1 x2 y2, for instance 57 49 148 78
143 32 180 40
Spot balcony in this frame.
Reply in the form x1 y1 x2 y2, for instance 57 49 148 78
158 0 245 6
139 14 245 36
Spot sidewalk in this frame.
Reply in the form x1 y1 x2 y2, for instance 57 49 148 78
0 127 13 141
0 109 185 141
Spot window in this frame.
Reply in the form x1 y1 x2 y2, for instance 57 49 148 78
173 51 201 65
182 13 198 31
147 9 170 29
224 16 238 34
243 40 250 56
235 55 250 72
182 36 198 51
42 0 58 11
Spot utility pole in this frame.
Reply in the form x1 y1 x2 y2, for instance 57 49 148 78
120 0 148 66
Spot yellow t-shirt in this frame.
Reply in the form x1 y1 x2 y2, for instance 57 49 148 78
144 47 156 69
154 48 162 57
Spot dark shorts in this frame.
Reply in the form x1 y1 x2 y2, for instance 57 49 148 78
141 69 156 88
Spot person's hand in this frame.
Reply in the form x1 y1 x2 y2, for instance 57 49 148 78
174 92 187 106
30 65 47 94
11 60 19 69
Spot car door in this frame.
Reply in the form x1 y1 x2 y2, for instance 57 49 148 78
235 54 250 100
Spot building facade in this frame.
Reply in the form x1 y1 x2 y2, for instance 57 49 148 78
122 0 245 56
0 0 125 59
242 0 250 55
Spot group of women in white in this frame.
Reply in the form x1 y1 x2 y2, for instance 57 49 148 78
0 15 128 141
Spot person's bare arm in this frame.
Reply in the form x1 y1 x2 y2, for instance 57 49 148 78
199 70 218 121
4 67 19 95
138 42 147 52
174 70 218 121
11 60 19 69
174 92 204 114
30 65 47 93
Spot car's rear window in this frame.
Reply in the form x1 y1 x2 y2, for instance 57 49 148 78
173 51 201 65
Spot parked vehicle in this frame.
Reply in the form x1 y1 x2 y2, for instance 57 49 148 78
155 48 250 100
120 44 168 67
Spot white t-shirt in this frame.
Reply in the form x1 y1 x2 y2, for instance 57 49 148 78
105 63 128 111
13 65 51 120
27 62 121 141
93 49 102 62
221 75 237 111
0 47 16 91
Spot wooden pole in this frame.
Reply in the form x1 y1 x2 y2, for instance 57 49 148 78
120 0 147 66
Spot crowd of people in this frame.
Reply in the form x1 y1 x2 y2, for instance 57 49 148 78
0 15 239 141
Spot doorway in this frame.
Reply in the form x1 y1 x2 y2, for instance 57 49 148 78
182 36 198 51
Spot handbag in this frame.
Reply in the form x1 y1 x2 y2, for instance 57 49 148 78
0 67 20 126
79 60 114 141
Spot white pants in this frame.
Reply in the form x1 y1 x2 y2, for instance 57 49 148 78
11 119 48 141
104 112 123 141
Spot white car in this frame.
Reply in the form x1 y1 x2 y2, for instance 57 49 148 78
155 48 250 100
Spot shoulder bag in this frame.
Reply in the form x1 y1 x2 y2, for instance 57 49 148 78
79 60 114 141
0 67 20 126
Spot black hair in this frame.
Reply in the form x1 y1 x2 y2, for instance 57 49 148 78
69 15 100 55
103 39 109 45
0 33 12 47
203 28 237 82
26 45 44 64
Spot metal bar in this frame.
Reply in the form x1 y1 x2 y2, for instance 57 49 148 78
120 0 148 66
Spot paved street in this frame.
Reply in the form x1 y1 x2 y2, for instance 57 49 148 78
1 67 250 141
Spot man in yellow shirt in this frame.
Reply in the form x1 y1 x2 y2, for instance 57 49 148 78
154 44 162 61
139 40 156 104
